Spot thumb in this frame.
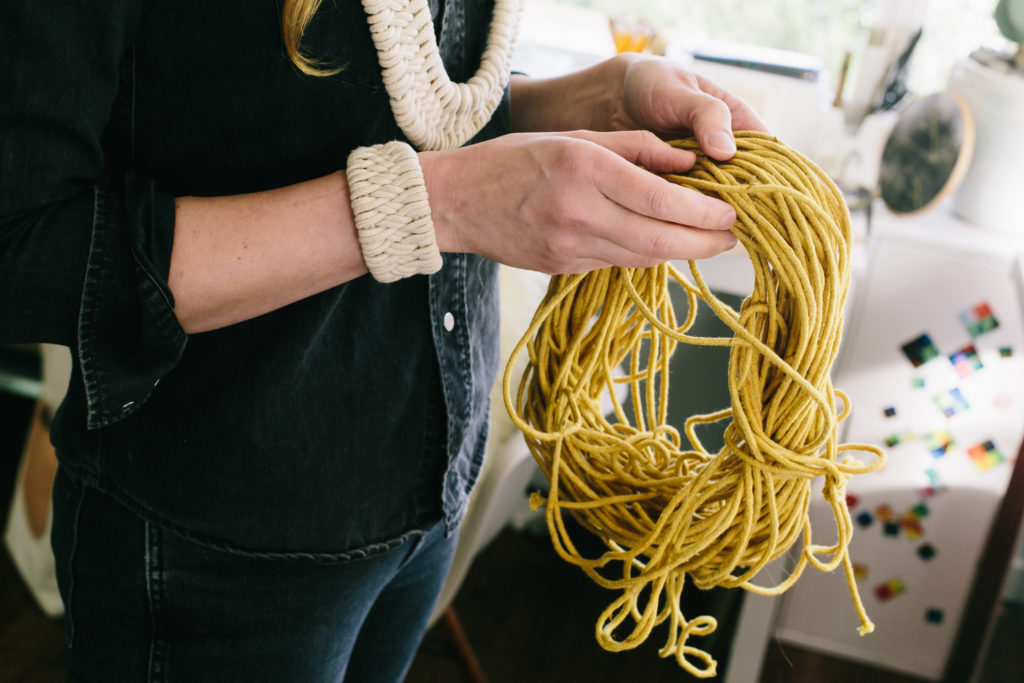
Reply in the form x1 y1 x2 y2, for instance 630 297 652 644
661 77 737 160
688 96 736 160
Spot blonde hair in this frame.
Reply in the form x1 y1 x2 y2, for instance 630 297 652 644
282 0 341 76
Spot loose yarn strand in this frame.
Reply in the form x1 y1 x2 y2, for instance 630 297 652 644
504 131 885 677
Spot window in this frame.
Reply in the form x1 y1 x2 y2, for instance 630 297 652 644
540 0 1011 96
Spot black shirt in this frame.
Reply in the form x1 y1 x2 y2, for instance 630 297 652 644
0 0 508 556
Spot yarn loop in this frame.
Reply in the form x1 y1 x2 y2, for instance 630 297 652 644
504 131 885 676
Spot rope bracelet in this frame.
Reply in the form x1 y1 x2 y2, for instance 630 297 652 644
346 141 443 283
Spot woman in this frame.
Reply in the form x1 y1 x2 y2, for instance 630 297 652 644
0 0 765 680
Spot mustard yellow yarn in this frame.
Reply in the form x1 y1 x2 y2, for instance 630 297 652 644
503 131 886 677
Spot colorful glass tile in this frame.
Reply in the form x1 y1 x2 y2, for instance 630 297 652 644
921 469 949 497
884 430 915 448
902 333 940 367
900 516 924 540
967 440 1006 471
874 578 905 602
934 388 969 418
925 431 954 458
883 406 897 418
949 344 984 378
959 302 999 338
875 504 894 522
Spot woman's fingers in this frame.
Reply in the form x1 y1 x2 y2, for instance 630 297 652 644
618 56 769 160
588 210 738 268
679 75 769 160
566 129 698 173
423 131 741 275
594 153 736 232
563 130 736 231
654 77 743 161
538 137 738 267
553 132 736 231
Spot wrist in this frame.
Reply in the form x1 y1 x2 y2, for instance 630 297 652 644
347 141 443 283
418 149 459 254
420 144 487 260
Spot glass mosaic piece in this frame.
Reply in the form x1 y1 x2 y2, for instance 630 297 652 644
925 607 944 624
959 301 999 338
900 515 924 539
934 388 969 417
917 543 937 561
926 430 954 457
884 430 915 447
921 469 949 497
874 578 906 602
949 344 983 378
902 333 940 367
967 440 1005 471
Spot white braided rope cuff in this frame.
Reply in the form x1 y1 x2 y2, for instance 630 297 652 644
347 141 442 283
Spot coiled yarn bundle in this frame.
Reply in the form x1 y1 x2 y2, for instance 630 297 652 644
503 131 885 676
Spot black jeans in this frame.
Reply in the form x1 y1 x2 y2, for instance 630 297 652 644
51 468 460 682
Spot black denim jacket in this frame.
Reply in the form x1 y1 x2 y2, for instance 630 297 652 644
0 0 507 556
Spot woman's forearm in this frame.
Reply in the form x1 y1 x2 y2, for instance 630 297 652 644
508 54 633 133
169 171 367 334
170 86 742 336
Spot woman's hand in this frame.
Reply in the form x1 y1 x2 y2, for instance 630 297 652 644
169 57 766 332
614 54 769 157
510 53 768 161
421 129 738 274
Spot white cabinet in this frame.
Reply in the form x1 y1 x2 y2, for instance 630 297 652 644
773 208 1024 679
